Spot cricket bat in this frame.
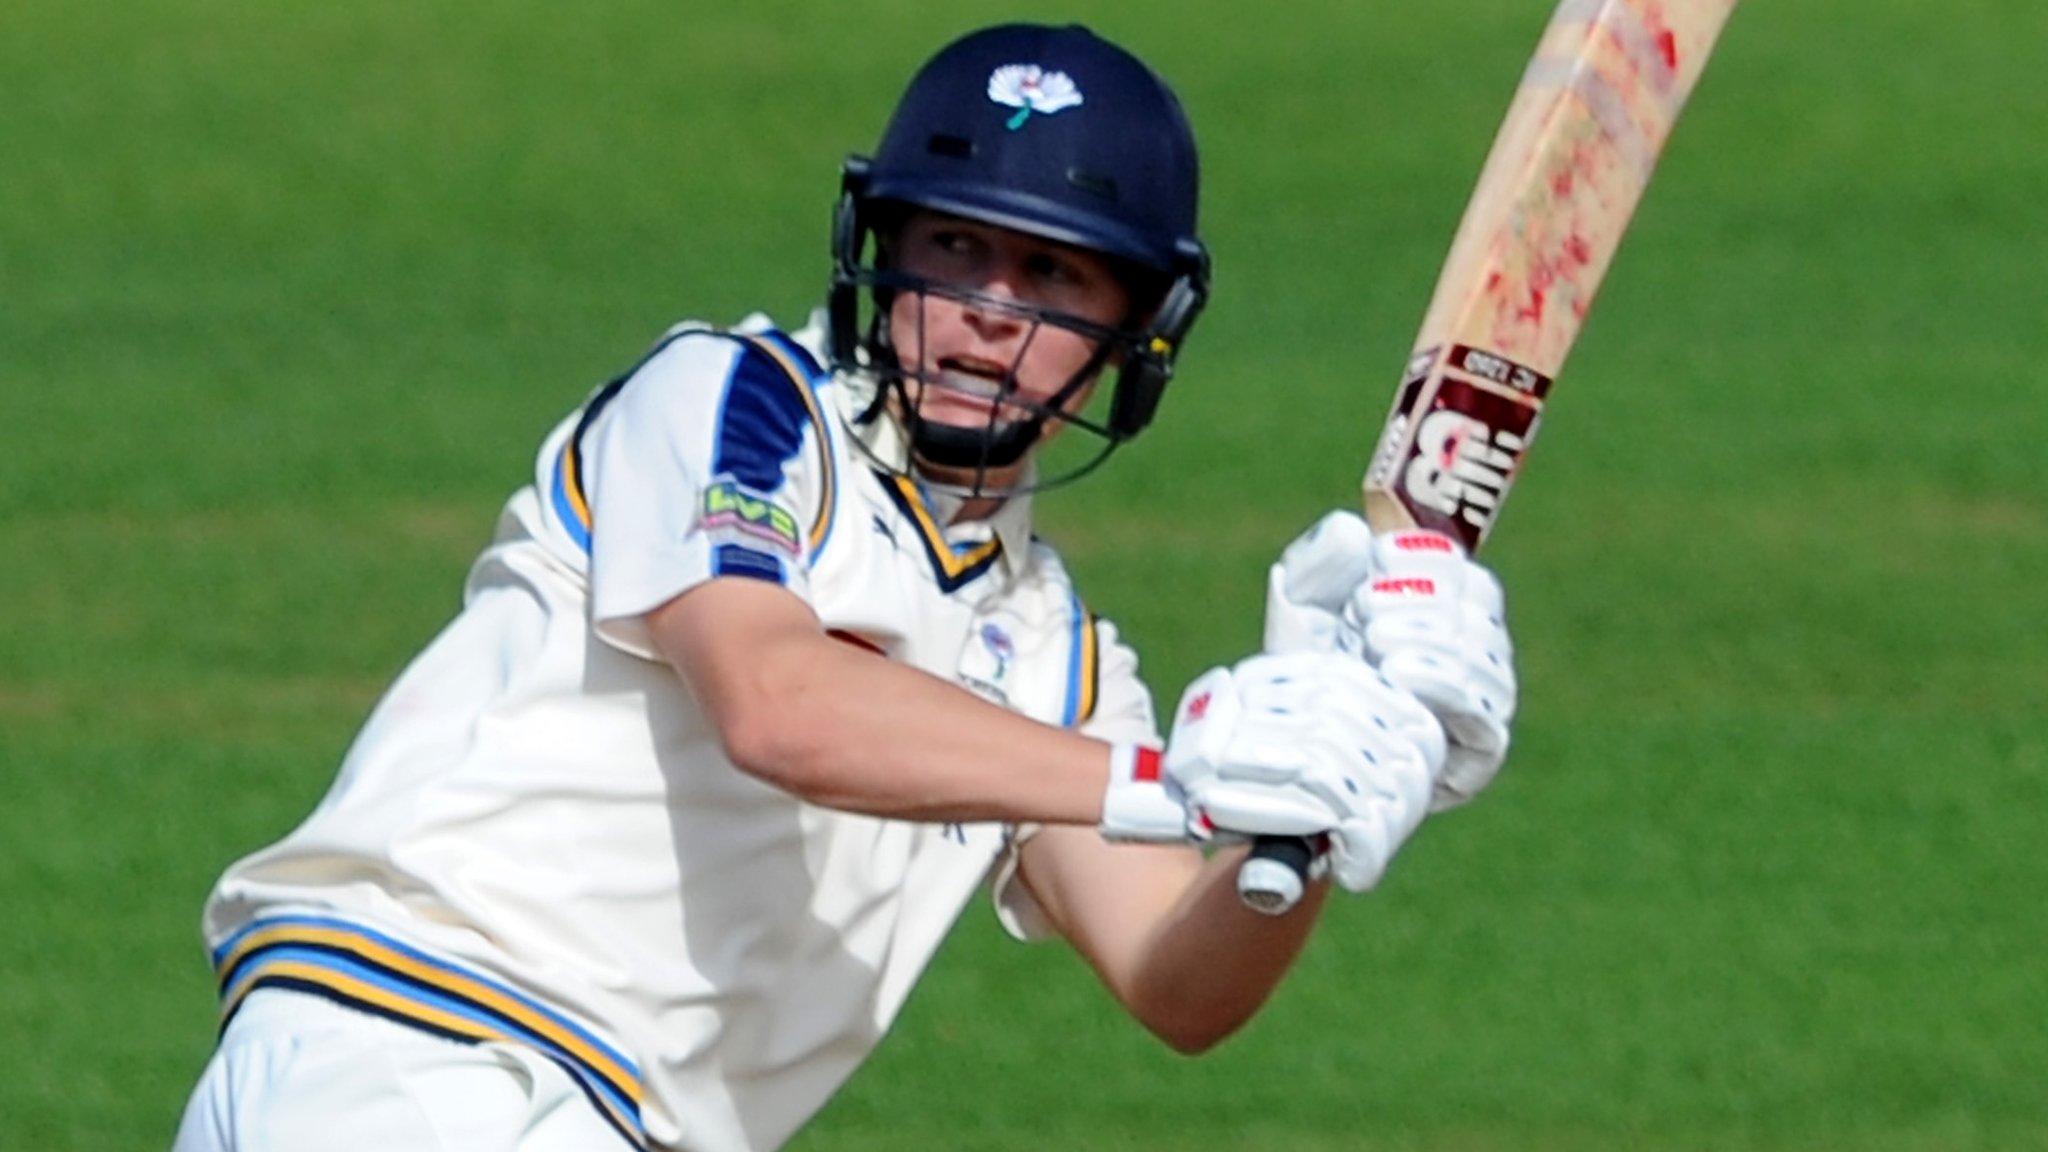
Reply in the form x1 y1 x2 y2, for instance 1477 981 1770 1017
1238 0 1739 915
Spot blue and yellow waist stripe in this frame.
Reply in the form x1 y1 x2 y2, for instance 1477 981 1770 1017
213 914 648 1149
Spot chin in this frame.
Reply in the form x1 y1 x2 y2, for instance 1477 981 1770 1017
914 457 1028 492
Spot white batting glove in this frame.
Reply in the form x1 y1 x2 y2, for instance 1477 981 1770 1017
1099 743 1199 843
1262 510 1376 655
1264 511 1518 811
1350 527 1516 809
1162 653 1446 892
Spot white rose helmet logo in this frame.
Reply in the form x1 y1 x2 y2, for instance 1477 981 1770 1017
987 65 1084 130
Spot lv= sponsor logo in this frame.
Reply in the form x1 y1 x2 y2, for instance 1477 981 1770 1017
701 478 802 558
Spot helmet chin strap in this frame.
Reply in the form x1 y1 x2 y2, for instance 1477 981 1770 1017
899 335 1116 490
909 418 1038 471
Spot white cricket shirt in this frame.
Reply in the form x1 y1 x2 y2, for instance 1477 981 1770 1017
201 315 1158 1151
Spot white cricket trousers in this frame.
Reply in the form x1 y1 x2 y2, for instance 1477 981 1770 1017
173 988 626 1151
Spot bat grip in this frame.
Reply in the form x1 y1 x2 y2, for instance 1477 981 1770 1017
1237 835 1314 915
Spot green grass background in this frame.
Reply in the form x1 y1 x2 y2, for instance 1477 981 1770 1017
5 1 2044 1148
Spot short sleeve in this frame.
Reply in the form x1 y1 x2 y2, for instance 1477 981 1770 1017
1074 616 1158 745
576 331 835 659
990 825 1055 942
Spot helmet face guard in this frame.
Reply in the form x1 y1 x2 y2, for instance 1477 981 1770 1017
849 258 1124 478
826 24 1211 495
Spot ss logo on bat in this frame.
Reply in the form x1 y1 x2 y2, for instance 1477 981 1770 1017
1404 409 1526 532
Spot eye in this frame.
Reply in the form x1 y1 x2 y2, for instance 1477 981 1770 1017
929 229 983 258
1024 251 1088 287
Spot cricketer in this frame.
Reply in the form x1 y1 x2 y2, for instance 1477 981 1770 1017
174 23 1518 1152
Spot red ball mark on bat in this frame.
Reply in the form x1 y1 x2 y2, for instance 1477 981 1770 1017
1437 423 1468 470
1551 169 1576 198
1520 252 1564 325
1571 139 1601 181
1656 29 1679 70
1564 233 1593 266
1641 2 1680 80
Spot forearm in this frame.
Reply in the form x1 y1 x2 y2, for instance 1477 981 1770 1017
1124 846 1330 1051
652 578 1113 827
744 632 1110 824
1019 827 1330 1055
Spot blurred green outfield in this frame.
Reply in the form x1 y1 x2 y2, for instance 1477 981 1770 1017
4 1 2045 1148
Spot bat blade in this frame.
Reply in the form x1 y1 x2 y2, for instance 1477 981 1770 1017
1362 0 1739 551
1240 0 1738 917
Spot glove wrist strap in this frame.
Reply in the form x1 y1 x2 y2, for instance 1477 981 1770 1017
1098 743 1187 843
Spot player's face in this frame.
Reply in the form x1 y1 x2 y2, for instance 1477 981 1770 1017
886 211 1130 440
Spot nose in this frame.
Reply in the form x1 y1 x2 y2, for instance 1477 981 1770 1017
960 271 1027 343
958 305 1024 354
961 301 1023 344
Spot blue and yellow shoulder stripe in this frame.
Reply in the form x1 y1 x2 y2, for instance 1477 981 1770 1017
214 914 648 1149
550 328 838 575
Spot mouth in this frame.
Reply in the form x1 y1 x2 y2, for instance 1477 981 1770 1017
913 355 1020 420
932 355 1012 393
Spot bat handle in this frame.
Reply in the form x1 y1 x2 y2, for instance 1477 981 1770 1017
1237 836 1314 915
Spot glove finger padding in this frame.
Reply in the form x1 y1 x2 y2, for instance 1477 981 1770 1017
1328 816 1400 892
1192 739 1436 892
1434 748 1503 812
1168 651 1446 891
1220 651 1449 766
1373 644 1511 750
1189 780 1342 838
1348 530 1517 811
1263 511 1375 654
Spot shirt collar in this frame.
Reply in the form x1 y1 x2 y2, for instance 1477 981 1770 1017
831 374 1035 578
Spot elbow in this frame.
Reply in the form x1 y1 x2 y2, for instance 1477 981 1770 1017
711 665 844 801
718 704 794 783
653 584 848 798
1145 1013 1241 1057
718 697 823 796
1129 988 1251 1057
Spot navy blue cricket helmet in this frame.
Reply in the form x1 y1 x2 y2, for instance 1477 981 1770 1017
829 23 1211 484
